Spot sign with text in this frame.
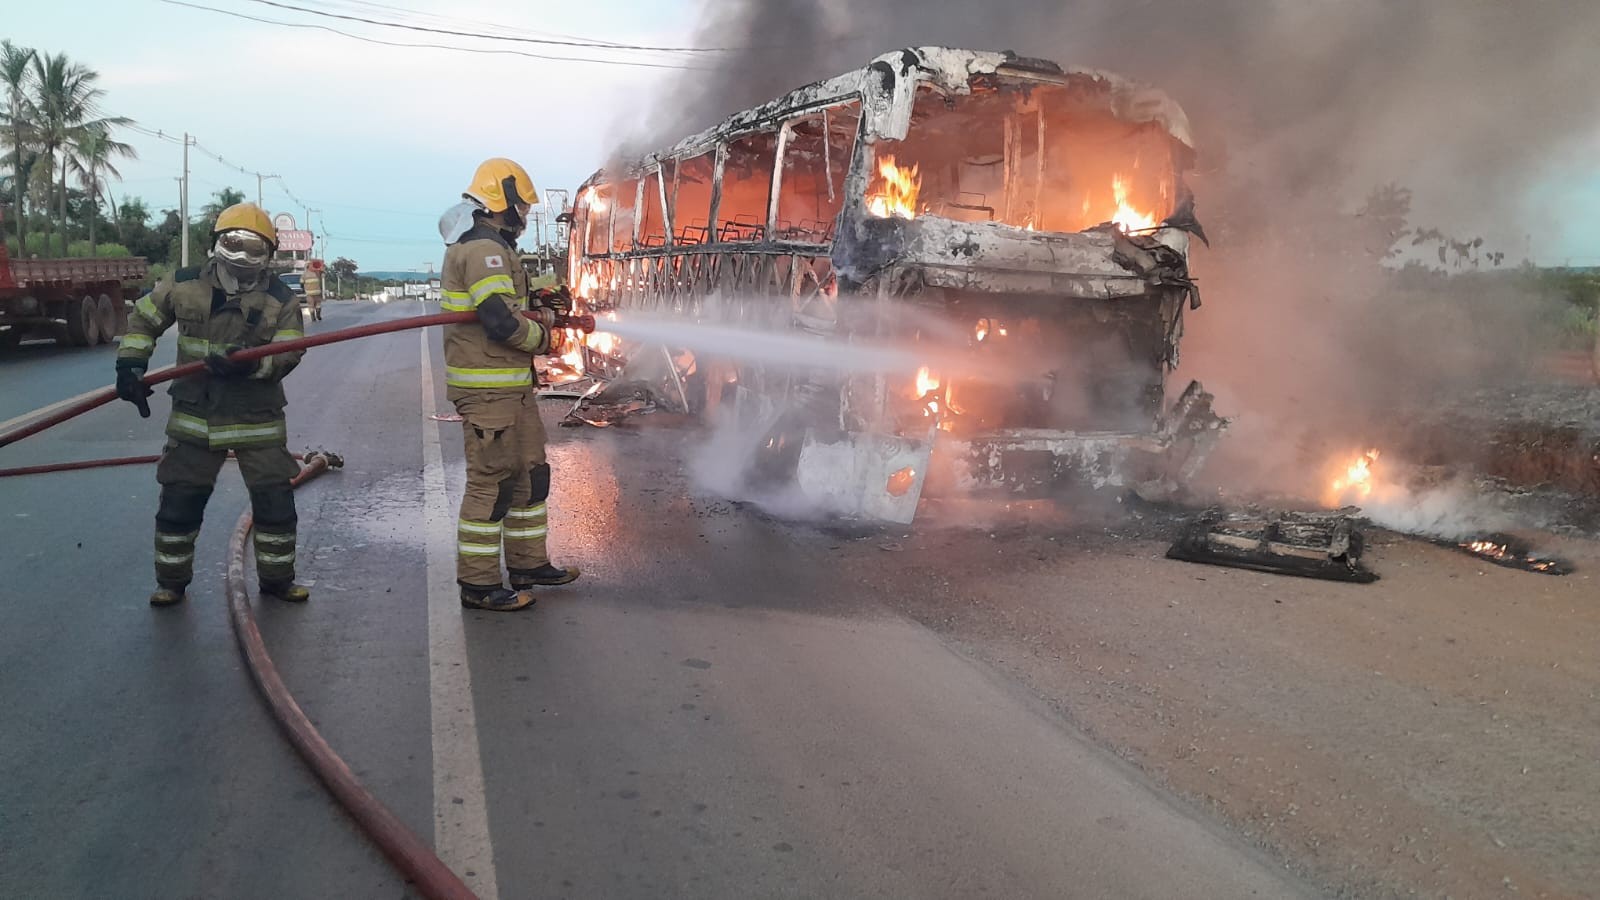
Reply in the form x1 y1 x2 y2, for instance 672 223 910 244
272 213 296 233
277 229 314 252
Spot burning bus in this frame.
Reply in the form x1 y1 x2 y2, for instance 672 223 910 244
567 47 1225 522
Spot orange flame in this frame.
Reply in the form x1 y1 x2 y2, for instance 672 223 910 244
867 155 921 219
914 366 942 415
1325 449 1381 507
586 311 620 357
1111 174 1158 233
576 270 600 299
560 329 584 372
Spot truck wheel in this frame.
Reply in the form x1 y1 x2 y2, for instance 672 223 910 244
96 294 119 342
64 295 101 347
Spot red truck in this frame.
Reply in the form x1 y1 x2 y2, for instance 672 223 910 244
1 210 149 349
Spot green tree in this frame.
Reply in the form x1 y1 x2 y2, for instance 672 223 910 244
201 186 246 223
116 194 149 243
67 127 136 254
0 40 36 254
29 51 130 247
327 256 359 297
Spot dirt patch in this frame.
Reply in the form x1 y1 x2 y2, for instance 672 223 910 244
1392 385 1600 497
839 517 1600 899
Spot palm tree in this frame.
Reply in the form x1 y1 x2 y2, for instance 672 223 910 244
29 51 129 248
68 126 136 253
1 40 36 254
113 194 149 243
202 187 247 223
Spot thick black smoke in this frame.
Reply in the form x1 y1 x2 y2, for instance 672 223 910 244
659 0 1600 234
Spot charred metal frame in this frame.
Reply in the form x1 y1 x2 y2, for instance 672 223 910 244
569 47 1224 519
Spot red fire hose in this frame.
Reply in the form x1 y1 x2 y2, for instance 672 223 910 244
0 313 507 897
0 452 306 480
0 311 477 450
225 451 478 900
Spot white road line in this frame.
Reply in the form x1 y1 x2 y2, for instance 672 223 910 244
421 330 500 899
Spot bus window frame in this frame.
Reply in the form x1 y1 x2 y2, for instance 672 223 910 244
772 97 864 247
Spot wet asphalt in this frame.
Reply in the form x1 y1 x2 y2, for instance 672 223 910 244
0 301 1316 899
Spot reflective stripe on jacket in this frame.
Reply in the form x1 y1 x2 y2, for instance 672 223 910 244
440 223 547 402
117 261 305 449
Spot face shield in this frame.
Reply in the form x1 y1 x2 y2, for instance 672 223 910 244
214 228 273 279
439 200 481 244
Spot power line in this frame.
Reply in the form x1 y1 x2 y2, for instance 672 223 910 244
324 232 440 245
240 0 738 53
160 1 708 70
263 0 879 54
320 0 639 48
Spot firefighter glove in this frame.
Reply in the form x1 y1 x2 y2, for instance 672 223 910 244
204 347 260 378
115 364 153 418
533 285 572 312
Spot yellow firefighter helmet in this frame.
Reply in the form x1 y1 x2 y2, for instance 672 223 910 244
212 202 277 245
465 158 538 213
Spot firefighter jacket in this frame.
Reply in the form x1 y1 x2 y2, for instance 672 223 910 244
117 261 305 450
440 223 551 409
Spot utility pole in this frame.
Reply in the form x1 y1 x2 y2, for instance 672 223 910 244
257 172 278 207
180 132 192 266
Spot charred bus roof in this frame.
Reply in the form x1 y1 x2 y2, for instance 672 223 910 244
581 47 1193 187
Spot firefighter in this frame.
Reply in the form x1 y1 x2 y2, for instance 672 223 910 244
437 158 579 612
114 202 309 607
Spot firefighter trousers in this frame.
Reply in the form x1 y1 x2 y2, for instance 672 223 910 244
153 437 299 590
455 392 550 589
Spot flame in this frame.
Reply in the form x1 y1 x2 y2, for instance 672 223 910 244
576 270 600 299
585 186 609 214
1324 448 1381 507
886 466 917 497
560 329 584 371
914 366 942 416
867 155 921 219
1111 174 1158 233
974 319 990 342
586 311 620 356
1458 538 1562 573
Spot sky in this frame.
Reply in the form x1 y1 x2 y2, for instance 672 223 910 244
6 0 697 271
6 0 1598 270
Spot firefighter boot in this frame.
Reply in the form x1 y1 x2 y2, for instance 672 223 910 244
460 585 537 612
150 586 186 607
510 563 581 589
260 581 311 603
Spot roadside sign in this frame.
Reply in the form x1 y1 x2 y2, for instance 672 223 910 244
272 213 296 233
278 229 314 252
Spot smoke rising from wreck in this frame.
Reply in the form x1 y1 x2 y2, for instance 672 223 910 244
637 0 1600 511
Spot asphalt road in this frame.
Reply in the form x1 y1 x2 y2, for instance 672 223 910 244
0 301 1316 899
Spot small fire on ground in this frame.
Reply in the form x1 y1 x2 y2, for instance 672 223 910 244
1320 448 1572 576
1323 448 1382 508
1455 536 1570 575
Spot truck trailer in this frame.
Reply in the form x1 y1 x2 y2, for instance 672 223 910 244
1 211 149 349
